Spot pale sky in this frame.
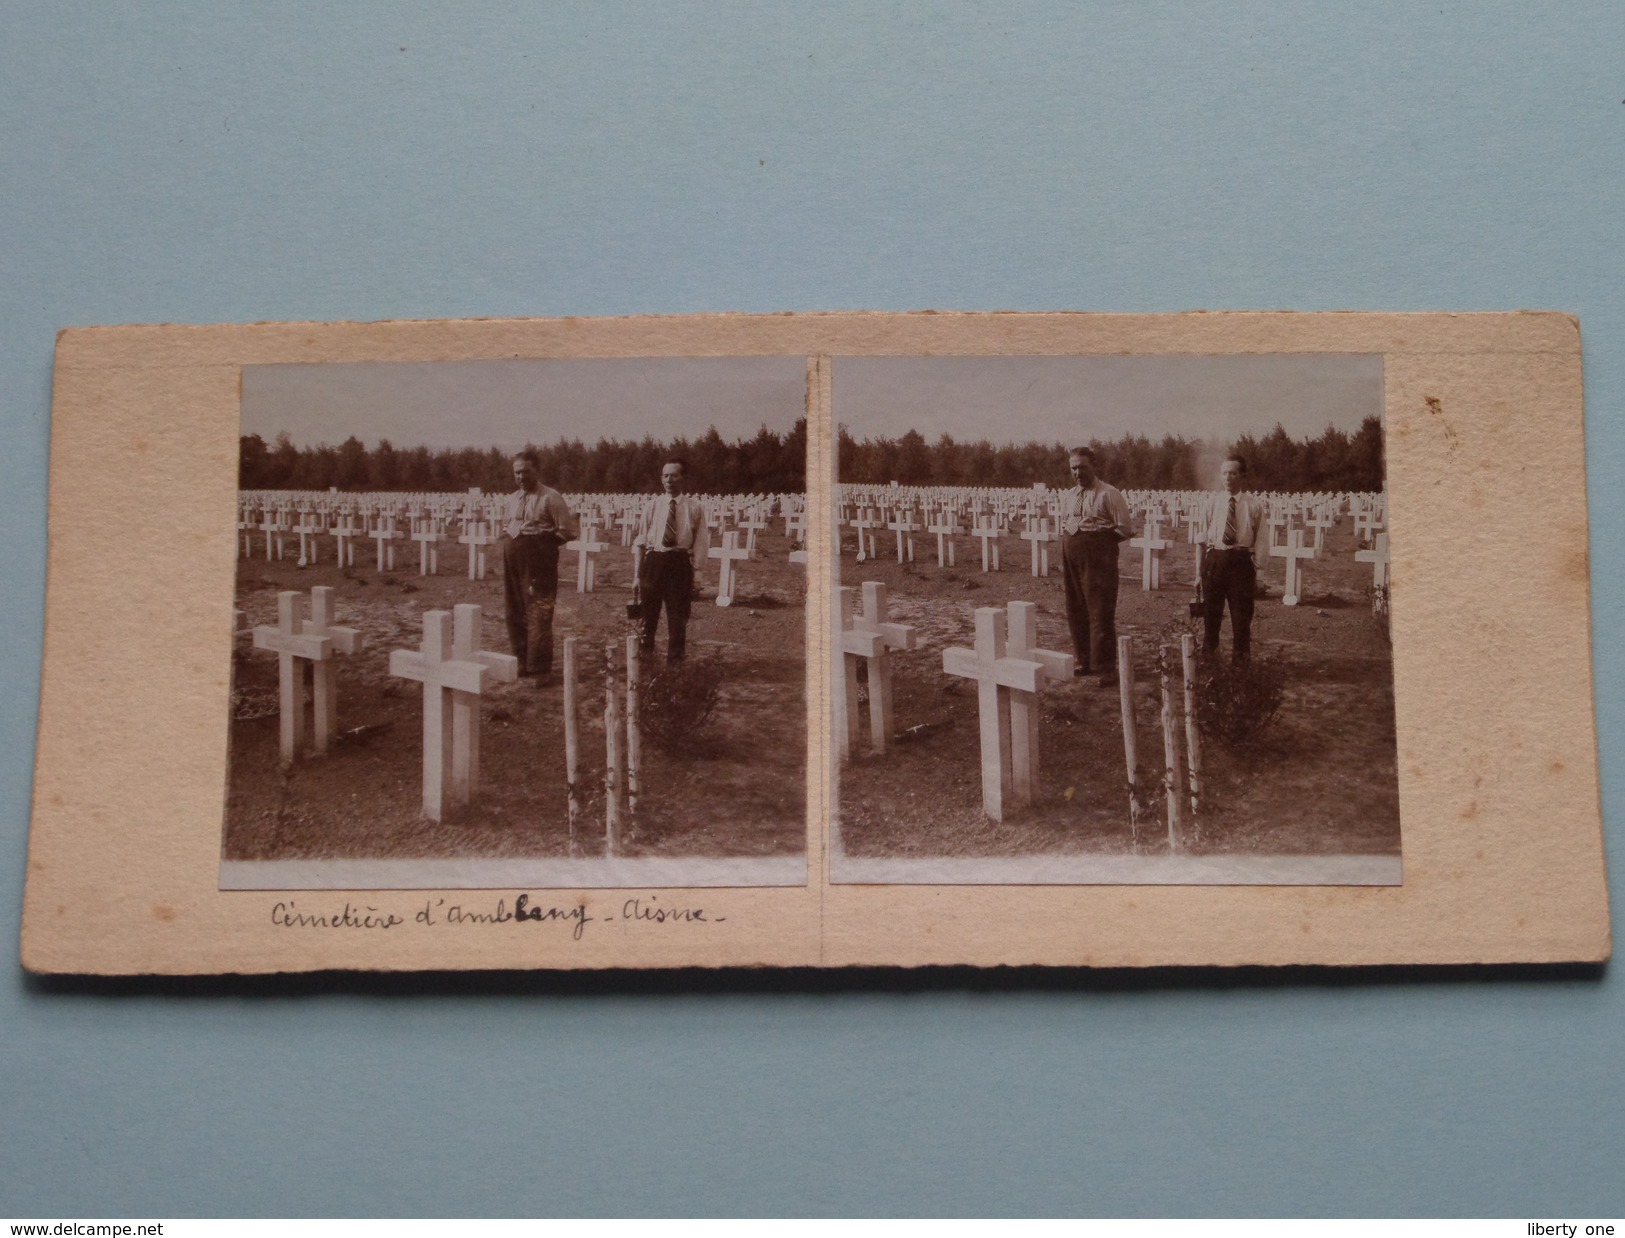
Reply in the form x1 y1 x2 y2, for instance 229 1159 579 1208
241 356 807 449
834 354 1382 444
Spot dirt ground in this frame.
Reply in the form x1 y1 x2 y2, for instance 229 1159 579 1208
835 519 1401 860
224 523 807 862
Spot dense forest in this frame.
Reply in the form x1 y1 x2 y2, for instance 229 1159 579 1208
239 420 809 495
239 414 1383 496
838 416 1386 493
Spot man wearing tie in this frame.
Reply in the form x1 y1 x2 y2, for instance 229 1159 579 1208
1058 446 1134 686
1201 454 1268 661
634 458 709 662
502 448 580 684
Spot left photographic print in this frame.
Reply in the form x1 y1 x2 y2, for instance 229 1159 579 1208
222 356 811 890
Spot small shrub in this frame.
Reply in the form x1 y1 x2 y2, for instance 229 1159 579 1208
1195 650 1286 751
638 653 724 758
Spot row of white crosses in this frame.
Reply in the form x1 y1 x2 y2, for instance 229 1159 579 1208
246 585 518 822
240 490 809 601
249 585 672 837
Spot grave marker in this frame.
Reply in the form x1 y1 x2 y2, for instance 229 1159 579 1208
388 605 518 821
251 591 332 763
1269 527 1317 606
1004 601 1074 801
942 607 1047 822
1130 516 1171 590
459 514 496 581
1355 531 1390 590
708 530 751 606
1020 517 1056 578
973 516 1002 572
565 523 608 593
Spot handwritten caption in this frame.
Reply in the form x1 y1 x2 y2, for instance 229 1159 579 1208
269 894 722 942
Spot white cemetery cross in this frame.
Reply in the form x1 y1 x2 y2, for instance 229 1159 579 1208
302 585 364 753
1265 512 1287 552
332 512 360 568
1130 515 1171 590
260 507 287 561
1354 508 1383 545
369 513 399 571
1306 509 1336 552
887 509 920 563
850 508 881 561
294 509 324 567
237 507 256 559
1020 516 1056 578
388 605 518 822
1270 527 1318 606
849 581 918 755
927 508 960 567
833 586 884 760
1355 530 1391 590
973 516 1002 572
942 606 1048 822
783 507 809 545
708 529 751 606
739 511 771 557
1003 601 1074 802
565 522 608 593
459 513 496 581
616 509 638 548
252 590 339 763
411 515 443 576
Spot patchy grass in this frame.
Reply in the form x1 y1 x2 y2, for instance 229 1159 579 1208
225 526 807 862
835 519 1401 860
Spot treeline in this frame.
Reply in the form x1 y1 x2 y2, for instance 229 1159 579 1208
838 416 1386 493
239 420 809 495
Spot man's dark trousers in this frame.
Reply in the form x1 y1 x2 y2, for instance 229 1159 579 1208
1062 530 1120 675
503 534 561 675
639 550 693 661
1202 546 1256 660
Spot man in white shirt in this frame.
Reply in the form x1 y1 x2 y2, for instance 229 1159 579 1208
1201 454 1267 661
633 458 709 662
502 448 580 683
1058 446 1134 686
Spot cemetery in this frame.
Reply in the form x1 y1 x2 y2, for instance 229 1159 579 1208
224 486 809 866
832 481 1402 863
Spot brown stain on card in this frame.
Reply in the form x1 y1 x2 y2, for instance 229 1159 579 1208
152 906 176 922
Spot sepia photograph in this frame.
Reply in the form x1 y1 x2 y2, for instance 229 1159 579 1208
222 355 811 889
830 353 1401 884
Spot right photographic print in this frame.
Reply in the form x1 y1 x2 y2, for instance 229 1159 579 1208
829 353 1401 885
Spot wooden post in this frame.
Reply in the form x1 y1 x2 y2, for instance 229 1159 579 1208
1117 636 1142 843
1159 644 1184 851
563 636 580 848
625 634 641 815
1181 633 1203 819
604 640 621 853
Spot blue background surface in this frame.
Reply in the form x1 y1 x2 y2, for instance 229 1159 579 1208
2 2 1621 1218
